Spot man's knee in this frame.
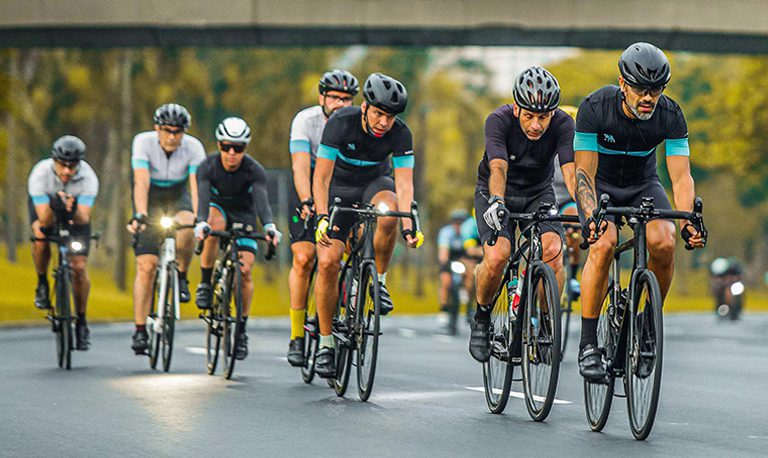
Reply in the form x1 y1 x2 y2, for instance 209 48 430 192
542 235 563 265
587 236 616 269
648 227 676 260
136 256 157 277
292 246 316 273
483 244 511 275
69 256 88 277
317 251 341 277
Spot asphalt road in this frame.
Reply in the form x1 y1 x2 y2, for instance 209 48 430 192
2 313 768 457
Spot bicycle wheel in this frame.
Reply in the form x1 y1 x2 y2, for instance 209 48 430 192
356 262 381 401
55 272 73 370
332 261 354 397
148 273 161 369
161 269 177 372
559 262 575 359
584 280 618 432
482 273 513 414
301 265 318 384
223 262 243 380
626 269 664 440
522 262 561 421
205 308 221 375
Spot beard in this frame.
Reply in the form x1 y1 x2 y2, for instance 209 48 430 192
628 101 656 121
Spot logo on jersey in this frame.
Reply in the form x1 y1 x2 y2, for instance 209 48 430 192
603 134 616 143
347 143 356 151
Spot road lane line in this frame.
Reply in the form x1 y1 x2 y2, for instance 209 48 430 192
465 386 571 404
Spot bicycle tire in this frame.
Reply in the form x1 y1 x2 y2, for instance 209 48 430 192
161 269 177 372
223 260 243 380
205 308 221 375
301 265 318 384
482 272 514 414
522 262 561 421
356 262 381 401
626 269 664 441
559 262 575 359
56 272 73 370
333 261 354 397
148 274 162 369
584 280 618 432
52 276 64 368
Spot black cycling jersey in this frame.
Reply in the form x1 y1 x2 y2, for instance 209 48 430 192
574 85 689 187
477 105 574 198
317 106 414 185
196 153 273 225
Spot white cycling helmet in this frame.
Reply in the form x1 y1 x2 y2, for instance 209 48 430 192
215 117 251 144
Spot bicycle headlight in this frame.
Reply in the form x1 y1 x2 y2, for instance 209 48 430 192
377 203 390 214
450 261 466 275
730 281 745 296
68 240 84 253
160 216 174 229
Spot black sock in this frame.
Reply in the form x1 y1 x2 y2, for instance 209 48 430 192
580 318 598 350
37 273 48 286
178 270 187 280
570 263 580 277
77 313 86 325
136 324 146 333
242 316 248 331
474 303 491 322
201 267 213 284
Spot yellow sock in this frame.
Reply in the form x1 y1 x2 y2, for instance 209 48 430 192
290 308 306 339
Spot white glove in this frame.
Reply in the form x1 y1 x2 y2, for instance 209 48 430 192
264 223 282 245
194 221 211 240
483 196 507 231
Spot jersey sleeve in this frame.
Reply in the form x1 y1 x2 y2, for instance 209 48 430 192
77 162 99 207
196 159 212 221
555 114 576 164
187 138 207 174
250 160 274 226
27 161 50 205
289 111 312 154
391 126 414 169
436 226 451 249
484 112 511 163
131 134 150 171
317 115 343 161
573 99 600 152
664 104 690 157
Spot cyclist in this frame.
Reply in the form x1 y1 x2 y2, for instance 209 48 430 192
28 135 99 350
312 73 424 377
460 210 483 320
286 69 359 367
468 66 575 362
194 117 281 361
128 103 205 355
553 105 581 298
574 42 706 381
437 209 470 330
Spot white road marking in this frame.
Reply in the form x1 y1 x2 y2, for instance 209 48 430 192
186 346 208 355
748 436 768 440
398 328 417 338
465 386 572 405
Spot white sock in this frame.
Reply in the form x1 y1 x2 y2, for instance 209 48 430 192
378 272 387 285
319 334 335 349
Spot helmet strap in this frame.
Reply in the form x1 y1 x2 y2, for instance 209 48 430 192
362 105 383 138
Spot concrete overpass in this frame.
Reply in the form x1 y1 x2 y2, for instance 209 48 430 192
1 0 766 52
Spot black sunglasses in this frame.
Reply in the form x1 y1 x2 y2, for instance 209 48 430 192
627 83 665 97
219 142 247 154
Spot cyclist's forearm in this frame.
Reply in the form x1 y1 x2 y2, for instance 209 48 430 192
189 173 199 216
72 205 91 225
394 167 414 231
252 184 274 226
196 179 211 222
488 159 507 199
562 162 577 201
291 153 313 202
438 247 449 264
132 170 150 215
668 156 695 213
312 158 334 215
35 204 54 227
575 150 598 216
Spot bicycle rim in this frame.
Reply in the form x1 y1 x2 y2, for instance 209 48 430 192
301 266 318 383
59 274 73 370
356 263 381 402
205 308 221 375
148 276 161 369
626 270 664 440
522 263 561 421
333 262 354 397
53 277 64 368
161 270 176 372
584 280 617 432
482 275 513 414
559 263 575 359
223 265 243 380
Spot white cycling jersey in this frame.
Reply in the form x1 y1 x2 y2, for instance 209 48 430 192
131 131 206 188
28 158 99 207
289 105 326 166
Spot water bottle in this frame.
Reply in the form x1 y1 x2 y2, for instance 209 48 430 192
510 269 525 316
507 275 519 312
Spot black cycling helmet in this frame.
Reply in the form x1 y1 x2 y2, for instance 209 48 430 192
512 66 561 113
618 42 671 87
51 135 86 161
153 103 191 130
363 73 408 114
319 69 359 95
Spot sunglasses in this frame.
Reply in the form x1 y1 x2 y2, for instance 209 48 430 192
325 94 354 103
160 126 184 135
627 83 665 97
219 142 247 154
55 159 80 170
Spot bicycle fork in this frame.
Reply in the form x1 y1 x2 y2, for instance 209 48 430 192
148 237 179 335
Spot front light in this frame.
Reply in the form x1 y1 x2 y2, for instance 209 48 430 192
377 203 390 213
730 281 745 296
160 216 174 229
450 261 466 275
69 240 84 253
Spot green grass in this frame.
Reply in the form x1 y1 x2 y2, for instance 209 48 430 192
1 243 765 325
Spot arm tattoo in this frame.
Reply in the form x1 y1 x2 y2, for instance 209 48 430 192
576 168 597 216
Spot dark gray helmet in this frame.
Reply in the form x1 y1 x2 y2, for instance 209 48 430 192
153 103 191 130
51 135 86 161
319 69 359 95
363 73 408 114
619 42 671 87
512 66 561 113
